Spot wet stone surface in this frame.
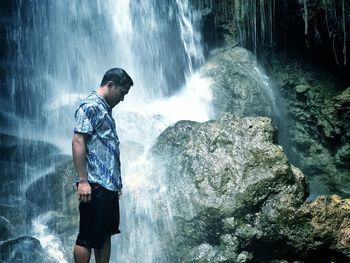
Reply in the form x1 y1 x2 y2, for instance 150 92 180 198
152 113 350 262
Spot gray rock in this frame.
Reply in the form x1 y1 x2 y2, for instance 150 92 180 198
0 133 62 165
200 47 350 199
151 114 350 262
199 46 276 118
0 216 15 241
334 87 350 109
295 84 310 94
306 195 350 256
0 133 69 235
25 160 77 217
24 159 79 259
335 144 350 168
236 251 253 263
264 56 350 197
0 236 54 263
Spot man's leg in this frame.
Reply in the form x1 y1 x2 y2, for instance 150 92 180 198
94 235 111 263
74 245 91 263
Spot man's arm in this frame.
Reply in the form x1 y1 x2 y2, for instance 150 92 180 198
72 133 91 203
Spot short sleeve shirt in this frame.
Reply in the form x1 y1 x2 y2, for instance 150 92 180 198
74 91 122 191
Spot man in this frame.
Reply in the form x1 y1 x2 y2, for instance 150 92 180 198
72 68 133 263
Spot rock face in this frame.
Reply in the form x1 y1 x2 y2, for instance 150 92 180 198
200 46 275 119
196 44 350 198
25 159 79 261
264 56 350 197
307 195 350 256
0 236 54 263
0 133 68 236
25 160 77 218
0 133 76 261
152 114 350 262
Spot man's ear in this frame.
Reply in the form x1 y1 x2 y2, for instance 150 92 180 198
107 81 114 88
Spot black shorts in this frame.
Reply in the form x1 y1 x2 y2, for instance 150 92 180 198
76 183 121 249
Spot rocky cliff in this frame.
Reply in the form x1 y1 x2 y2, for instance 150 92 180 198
193 44 350 199
152 113 350 262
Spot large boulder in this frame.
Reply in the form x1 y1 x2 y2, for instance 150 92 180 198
306 195 350 256
0 216 15 241
0 133 77 261
199 46 276 119
151 113 350 262
25 160 77 217
195 45 350 198
0 133 68 235
0 236 55 263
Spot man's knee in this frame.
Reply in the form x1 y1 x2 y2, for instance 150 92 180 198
74 245 91 263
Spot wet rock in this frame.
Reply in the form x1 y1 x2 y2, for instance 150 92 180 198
25 160 78 218
295 84 310 94
0 216 15 241
0 236 53 263
0 133 77 261
0 133 62 165
152 114 350 262
0 133 65 201
199 46 275 118
334 87 350 109
34 211 77 263
236 251 253 263
334 87 350 125
264 56 350 197
46 211 78 238
0 161 30 233
0 133 69 234
25 160 79 262
307 195 350 256
335 144 350 168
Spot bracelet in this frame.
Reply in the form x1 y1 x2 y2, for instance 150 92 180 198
79 178 88 183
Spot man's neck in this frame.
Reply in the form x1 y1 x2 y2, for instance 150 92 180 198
96 87 114 109
96 87 106 97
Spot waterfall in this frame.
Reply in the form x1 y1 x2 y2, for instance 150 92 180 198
2 0 210 262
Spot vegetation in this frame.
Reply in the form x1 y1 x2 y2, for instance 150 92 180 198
192 0 349 68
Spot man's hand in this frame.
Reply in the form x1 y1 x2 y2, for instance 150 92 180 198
77 182 92 203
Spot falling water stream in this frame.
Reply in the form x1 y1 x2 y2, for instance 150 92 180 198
1 0 288 262
4 0 210 262
2 1 348 261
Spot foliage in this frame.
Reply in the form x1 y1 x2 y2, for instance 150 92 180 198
191 0 349 66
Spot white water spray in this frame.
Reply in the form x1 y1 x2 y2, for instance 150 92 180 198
6 0 210 262
32 213 68 263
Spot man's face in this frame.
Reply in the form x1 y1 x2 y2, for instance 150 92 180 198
109 82 130 107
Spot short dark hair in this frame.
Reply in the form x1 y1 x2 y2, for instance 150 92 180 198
100 68 134 87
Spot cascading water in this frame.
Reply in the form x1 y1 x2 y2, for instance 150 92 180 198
1 0 297 262
2 0 210 262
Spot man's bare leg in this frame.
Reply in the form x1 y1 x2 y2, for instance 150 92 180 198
74 245 91 263
94 235 111 263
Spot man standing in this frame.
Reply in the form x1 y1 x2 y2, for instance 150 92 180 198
72 68 133 263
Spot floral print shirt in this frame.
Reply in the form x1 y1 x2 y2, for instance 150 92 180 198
74 91 122 191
